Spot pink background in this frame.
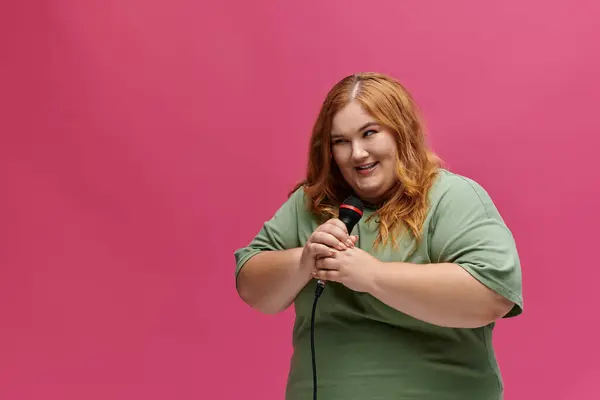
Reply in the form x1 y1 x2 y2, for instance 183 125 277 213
1 1 599 399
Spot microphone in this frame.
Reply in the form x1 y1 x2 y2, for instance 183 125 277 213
316 195 365 295
311 195 365 400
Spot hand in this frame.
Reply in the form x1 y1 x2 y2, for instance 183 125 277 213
299 219 358 276
312 246 381 293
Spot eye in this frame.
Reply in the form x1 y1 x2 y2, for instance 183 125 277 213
364 129 378 137
332 138 348 145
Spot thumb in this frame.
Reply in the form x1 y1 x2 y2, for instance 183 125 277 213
350 235 358 245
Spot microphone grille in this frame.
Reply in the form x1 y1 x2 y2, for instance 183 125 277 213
342 195 365 212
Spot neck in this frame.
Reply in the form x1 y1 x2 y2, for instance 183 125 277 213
357 185 399 210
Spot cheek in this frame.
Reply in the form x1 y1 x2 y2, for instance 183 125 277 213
383 149 398 162
378 133 398 159
379 144 398 163
332 148 351 168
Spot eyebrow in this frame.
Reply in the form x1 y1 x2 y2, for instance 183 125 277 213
331 121 379 139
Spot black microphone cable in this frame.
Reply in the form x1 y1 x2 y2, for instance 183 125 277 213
310 281 325 400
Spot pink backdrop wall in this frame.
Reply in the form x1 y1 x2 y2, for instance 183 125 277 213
2 1 599 399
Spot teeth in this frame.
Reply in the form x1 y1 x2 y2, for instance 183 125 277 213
357 162 376 170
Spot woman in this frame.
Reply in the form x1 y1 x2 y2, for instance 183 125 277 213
234 72 523 400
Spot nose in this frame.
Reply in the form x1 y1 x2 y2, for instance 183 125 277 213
351 141 369 161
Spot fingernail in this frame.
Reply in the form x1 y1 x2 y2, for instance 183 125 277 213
346 239 353 247
337 243 345 250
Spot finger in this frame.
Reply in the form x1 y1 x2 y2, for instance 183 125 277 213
307 242 337 259
312 269 341 282
325 218 349 235
341 234 358 248
311 231 347 251
323 219 350 237
315 256 339 270
320 223 354 248
324 220 356 247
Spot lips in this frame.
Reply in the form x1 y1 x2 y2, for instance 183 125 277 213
355 162 378 171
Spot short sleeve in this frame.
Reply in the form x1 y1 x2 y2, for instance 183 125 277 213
428 175 523 318
233 187 305 277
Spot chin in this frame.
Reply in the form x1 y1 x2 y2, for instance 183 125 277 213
355 182 395 203
354 187 383 202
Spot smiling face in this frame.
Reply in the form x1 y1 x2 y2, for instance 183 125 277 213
331 101 399 205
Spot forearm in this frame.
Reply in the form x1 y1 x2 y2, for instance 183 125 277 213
236 248 311 314
369 262 514 328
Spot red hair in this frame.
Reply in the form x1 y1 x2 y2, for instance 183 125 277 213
291 72 441 249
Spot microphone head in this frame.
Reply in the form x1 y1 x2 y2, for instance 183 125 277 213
338 195 364 234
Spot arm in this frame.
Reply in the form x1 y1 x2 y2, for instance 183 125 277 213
234 189 306 315
236 248 309 314
368 261 515 328
234 188 353 314
237 219 356 314
371 175 523 328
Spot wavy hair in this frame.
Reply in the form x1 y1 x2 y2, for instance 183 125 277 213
291 72 441 249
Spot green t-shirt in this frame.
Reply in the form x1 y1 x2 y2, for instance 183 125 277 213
234 169 523 400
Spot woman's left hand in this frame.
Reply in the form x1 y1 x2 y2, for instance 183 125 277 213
312 246 381 293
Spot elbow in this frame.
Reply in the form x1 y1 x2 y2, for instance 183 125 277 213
241 297 288 315
490 294 515 320
476 295 515 327
257 304 288 315
238 289 285 315
236 276 288 315
453 294 515 329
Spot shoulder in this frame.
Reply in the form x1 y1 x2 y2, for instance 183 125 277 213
279 184 316 222
429 169 491 201
286 184 310 210
283 185 322 239
428 169 499 217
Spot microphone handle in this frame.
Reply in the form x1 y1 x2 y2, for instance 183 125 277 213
317 217 354 296
339 216 352 232
316 217 353 292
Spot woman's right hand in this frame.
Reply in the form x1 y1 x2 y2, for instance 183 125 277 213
299 219 358 275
